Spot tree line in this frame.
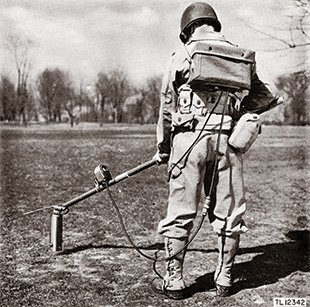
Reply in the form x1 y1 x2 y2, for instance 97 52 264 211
1 66 309 126
0 67 162 127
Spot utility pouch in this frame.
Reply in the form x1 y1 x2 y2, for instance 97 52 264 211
178 86 192 114
228 113 261 154
172 112 195 129
187 41 255 91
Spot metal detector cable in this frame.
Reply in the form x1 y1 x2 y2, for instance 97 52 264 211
18 92 229 280
153 90 229 278
168 90 224 177
208 91 229 196
105 185 160 261
105 90 230 279
105 184 202 263
105 183 207 278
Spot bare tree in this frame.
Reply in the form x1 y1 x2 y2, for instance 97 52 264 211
37 68 76 124
295 0 310 43
240 0 309 50
62 79 81 127
144 75 162 123
133 89 147 124
5 35 34 126
275 70 310 125
75 83 97 123
132 76 162 124
240 1 309 126
96 72 110 126
24 84 38 122
37 69 55 122
109 68 131 123
96 68 131 123
64 95 81 127
0 75 17 121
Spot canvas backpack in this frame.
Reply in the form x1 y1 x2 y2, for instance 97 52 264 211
186 41 255 92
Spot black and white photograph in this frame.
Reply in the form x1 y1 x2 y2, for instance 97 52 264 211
0 1 309 306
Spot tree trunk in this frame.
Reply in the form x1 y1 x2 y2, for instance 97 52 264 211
114 107 118 124
99 96 105 127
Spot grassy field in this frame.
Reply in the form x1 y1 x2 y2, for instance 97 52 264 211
0 123 309 307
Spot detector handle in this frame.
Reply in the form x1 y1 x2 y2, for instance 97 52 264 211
60 159 157 210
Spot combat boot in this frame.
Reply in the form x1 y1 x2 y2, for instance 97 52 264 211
214 234 239 297
151 237 187 300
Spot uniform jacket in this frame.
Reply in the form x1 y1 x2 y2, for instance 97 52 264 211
157 29 275 155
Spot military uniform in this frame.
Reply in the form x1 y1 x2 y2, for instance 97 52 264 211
155 30 275 294
153 2 277 299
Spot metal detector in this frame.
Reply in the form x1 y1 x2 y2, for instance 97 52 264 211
50 159 157 252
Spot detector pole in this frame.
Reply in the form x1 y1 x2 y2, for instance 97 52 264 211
50 159 157 252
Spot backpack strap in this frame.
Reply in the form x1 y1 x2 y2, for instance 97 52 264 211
183 44 192 64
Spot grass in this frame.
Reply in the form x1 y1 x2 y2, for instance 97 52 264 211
0 123 309 307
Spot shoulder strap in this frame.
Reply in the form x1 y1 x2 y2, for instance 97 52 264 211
183 44 192 64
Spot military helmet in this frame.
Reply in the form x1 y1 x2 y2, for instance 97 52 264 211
179 2 222 43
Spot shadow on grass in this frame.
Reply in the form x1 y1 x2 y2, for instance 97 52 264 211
58 230 309 298
58 242 165 255
187 230 309 297
59 242 217 255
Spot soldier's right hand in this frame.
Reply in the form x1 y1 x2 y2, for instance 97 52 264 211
153 152 170 165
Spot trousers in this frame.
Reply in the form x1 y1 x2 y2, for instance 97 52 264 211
158 130 248 238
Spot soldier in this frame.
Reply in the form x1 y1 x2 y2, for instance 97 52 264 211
152 1 281 300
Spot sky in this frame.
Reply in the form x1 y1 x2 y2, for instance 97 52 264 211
0 0 308 89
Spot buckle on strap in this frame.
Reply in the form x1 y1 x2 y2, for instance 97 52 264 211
177 85 192 114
